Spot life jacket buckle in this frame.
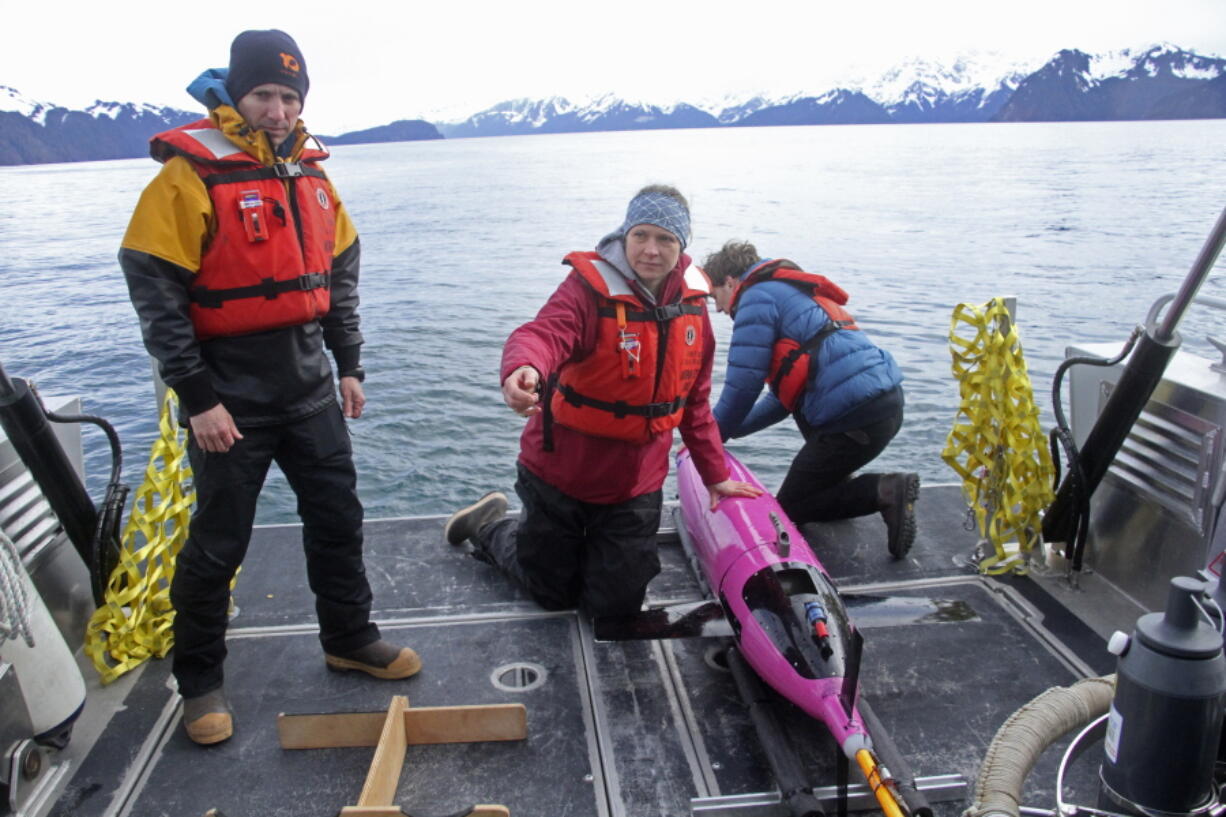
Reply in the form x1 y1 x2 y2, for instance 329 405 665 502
274 162 305 178
298 272 329 291
652 304 684 321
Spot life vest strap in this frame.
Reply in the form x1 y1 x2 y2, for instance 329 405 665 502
558 384 683 419
541 372 558 453
771 319 853 394
202 163 327 187
190 271 330 309
597 303 704 322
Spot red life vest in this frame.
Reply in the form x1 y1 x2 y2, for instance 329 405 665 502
729 260 860 412
151 119 336 340
548 251 710 444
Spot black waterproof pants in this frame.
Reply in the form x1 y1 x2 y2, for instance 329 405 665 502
170 403 378 698
775 407 904 526
472 464 662 617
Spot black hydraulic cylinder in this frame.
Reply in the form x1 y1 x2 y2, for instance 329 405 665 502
1041 329 1178 547
725 645 826 817
0 368 97 565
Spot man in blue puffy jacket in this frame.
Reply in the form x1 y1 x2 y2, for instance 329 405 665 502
704 240 919 558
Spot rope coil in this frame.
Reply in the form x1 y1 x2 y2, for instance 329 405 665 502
942 298 1055 574
0 529 34 647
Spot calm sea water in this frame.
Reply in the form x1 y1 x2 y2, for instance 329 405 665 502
1 120 1224 525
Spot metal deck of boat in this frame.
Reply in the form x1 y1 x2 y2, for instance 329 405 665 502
40 483 1129 817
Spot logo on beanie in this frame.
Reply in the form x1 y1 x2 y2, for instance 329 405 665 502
280 52 301 73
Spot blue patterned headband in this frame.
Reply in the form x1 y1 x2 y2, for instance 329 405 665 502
620 191 690 249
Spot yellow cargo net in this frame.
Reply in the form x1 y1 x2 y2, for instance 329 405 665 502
942 298 1055 575
85 389 195 683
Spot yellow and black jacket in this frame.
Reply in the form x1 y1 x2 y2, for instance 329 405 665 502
120 104 362 426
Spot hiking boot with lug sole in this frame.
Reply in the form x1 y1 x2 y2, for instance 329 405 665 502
878 473 920 559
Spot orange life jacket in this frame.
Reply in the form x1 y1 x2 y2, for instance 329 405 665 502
729 260 860 412
151 120 336 340
547 251 710 444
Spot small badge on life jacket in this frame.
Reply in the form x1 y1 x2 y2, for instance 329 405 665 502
239 189 268 242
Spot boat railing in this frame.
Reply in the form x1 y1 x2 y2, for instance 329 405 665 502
1144 292 1226 374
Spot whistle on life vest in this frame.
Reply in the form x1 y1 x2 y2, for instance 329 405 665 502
239 190 269 242
614 302 641 379
618 329 641 378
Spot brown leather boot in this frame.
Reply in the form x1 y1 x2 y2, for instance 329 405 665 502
443 491 508 545
325 640 422 679
877 473 920 559
182 688 233 745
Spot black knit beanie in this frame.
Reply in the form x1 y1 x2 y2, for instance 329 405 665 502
224 29 309 105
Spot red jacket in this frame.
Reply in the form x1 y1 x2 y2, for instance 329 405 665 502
503 253 729 504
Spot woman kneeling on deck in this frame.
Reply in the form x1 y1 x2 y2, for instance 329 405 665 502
445 185 760 616
704 240 919 558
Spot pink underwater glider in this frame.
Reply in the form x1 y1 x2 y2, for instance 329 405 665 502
596 449 915 817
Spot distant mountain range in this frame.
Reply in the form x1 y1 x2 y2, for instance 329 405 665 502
436 44 1226 137
2 44 1223 166
0 90 443 166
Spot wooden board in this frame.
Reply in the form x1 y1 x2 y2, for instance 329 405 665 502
356 695 408 807
277 703 527 749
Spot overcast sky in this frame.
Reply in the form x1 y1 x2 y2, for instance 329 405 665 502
4 0 1225 133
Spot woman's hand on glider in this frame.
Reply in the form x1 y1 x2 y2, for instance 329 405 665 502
707 479 764 510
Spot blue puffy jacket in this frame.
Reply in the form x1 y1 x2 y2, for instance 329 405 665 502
713 266 902 439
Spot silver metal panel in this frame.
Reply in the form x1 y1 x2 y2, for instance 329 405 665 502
1065 344 1226 611
0 395 94 649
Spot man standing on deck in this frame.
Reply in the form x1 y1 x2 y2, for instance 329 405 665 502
119 29 420 746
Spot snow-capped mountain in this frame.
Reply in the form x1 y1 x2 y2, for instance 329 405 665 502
0 87 440 166
866 54 1036 123
437 45 1224 137
438 94 717 138
997 44 1226 121
0 88 199 165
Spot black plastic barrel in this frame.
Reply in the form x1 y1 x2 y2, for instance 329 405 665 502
1100 576 1226 814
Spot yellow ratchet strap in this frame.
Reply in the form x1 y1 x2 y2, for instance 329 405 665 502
85 389 198 682
941 298 1055 575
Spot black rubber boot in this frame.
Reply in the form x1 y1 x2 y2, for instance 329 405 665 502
877 473 920 559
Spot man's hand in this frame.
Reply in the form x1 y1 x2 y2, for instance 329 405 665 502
707 479 765 510
340 376 366 419
502 366 541 416
189 404 243 453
